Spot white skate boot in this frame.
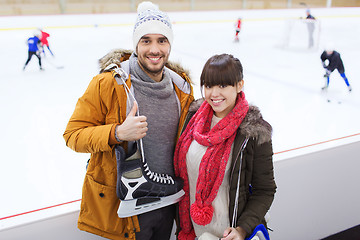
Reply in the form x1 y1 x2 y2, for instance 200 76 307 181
115 143 184 218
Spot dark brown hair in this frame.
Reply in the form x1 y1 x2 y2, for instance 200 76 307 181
200 54 243 88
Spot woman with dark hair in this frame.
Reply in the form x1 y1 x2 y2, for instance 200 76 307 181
174 54 276 240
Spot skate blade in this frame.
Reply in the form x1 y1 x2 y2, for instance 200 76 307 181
117 189 185 218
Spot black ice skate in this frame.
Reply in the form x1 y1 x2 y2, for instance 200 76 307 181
115 143 184 218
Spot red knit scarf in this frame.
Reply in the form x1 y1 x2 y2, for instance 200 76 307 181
174 92 249 240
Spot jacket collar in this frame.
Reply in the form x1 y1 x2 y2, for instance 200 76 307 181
98 48 190 77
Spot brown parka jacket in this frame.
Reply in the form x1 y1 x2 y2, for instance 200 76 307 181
182 99 277 237
63 49 194 240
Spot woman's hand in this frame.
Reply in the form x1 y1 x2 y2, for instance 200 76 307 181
221 226 247 240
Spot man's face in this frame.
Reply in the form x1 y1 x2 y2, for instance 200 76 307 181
136 34 171 82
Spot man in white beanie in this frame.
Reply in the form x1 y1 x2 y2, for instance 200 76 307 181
132 1 174 80
64 1 193 240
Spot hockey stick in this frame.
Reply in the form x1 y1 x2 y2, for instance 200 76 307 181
43 57 64 69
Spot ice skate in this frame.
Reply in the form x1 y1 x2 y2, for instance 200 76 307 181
115 143 184 218
348 85 352 92
321 75 329 92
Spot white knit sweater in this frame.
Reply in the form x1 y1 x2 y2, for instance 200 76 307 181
186 115 233 238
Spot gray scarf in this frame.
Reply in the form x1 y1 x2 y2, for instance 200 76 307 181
128 53 179 176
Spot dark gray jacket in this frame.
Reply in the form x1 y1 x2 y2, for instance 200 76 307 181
321 50 345 73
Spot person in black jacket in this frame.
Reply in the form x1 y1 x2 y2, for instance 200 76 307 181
174 54 276 240
321 44 352 92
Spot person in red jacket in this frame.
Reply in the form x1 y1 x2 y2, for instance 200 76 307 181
234 18 242 42
38 28 54 57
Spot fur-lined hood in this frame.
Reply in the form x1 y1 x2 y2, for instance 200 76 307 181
188 99 272 145
98 49 190 78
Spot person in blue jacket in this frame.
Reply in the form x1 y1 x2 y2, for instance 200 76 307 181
321 43 352 92
23 30 43 71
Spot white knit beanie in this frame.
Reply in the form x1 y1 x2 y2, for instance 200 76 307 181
133 1 173 51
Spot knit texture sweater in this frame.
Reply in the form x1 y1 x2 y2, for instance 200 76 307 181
187 115 232 238
129 53 179 175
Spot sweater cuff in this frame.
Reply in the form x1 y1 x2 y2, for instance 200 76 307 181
108 124 121 145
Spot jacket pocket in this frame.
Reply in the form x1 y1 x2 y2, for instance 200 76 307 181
79 174 131 235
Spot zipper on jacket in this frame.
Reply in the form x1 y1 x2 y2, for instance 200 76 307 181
231 137 249 227
230 137 249 182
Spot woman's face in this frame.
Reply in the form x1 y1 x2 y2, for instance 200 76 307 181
204 80 243 118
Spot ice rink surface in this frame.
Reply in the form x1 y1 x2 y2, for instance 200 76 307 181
0 7 359 228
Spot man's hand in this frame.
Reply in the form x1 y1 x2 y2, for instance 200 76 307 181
115 102 148 141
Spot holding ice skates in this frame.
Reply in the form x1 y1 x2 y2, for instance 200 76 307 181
63 1 194 240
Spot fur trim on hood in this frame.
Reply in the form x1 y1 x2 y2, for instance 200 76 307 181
98 49 132 73
188 99 272 145
98 49 191 78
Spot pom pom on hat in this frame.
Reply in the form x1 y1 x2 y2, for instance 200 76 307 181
137 1 159 12
133 1 173 51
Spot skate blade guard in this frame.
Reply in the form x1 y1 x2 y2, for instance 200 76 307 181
117 189 184 218
245 224 270 240
115 144 185 218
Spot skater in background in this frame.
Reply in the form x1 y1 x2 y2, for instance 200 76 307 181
174 54 276 240
234 17 242 42
38 28 54 57
63 1 193 240
321 43 352 92
304 9 316 48
23 30 43 71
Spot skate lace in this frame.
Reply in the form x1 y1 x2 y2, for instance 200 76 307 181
143 163 175 184
116 68 176 186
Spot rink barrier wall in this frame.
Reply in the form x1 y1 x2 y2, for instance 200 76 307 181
0 199 81 222
269 134 360 240
0 132 360 239
1 0 360 15
1 11 360 32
